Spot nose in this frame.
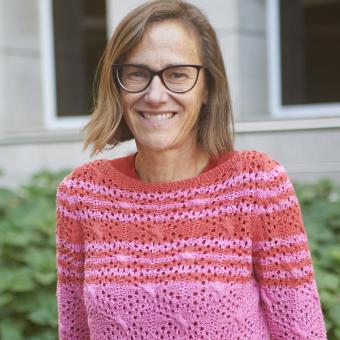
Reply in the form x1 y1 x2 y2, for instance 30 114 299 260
144 75 169 104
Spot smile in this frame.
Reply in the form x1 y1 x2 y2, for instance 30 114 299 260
139 111 177 121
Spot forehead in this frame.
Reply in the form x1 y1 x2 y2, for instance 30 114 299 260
125 20 202 65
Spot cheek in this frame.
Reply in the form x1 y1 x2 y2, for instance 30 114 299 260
187 88 206 115
121 94 140 120
121 93 131 111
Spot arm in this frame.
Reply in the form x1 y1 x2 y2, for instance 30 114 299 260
251 154 327 339
56 178 90 340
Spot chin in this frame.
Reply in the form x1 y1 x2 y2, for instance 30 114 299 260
136 138 177 152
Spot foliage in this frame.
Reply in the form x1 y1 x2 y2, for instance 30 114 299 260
0 170 69 340
0 170 339 339
294 179 340 340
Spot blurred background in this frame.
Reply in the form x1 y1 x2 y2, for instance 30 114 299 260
0 0 340 186
0 0 339 339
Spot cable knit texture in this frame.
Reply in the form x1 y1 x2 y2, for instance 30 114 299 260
56 150 327 339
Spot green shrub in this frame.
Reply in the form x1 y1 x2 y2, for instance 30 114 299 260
0 170 69 340
0 171 339 339
295 179 340 340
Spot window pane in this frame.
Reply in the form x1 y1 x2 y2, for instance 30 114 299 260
53 0 107 117
280 0 340 105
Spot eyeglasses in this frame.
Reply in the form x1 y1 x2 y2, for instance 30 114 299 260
112 64 204 93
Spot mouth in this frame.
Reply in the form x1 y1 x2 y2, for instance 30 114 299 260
138 111 177 121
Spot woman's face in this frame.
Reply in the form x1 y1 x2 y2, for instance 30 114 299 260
121 20 208 154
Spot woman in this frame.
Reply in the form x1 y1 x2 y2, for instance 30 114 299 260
56 1 327 339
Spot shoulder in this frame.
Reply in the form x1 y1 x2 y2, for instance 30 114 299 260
217 150 291 186
232 149 285 173
56 158 110 193
231 150 295 198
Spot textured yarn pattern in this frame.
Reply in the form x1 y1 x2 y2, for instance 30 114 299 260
56 150 327 339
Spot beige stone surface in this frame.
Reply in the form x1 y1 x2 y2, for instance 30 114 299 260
0 0 339 187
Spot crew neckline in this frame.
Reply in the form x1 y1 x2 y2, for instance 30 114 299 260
130 152 220 181
99 149 243 191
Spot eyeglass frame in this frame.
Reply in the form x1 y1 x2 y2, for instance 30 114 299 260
112 64 205 94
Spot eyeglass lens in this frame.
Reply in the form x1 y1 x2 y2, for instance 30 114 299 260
116 65 199 93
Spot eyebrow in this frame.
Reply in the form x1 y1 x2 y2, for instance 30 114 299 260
127 63 188 71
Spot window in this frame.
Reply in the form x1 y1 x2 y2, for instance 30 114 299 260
53 0 107 117
268 0 340 118
40 0 107 128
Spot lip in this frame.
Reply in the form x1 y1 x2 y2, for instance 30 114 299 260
136 110 178 125
137 110 177 115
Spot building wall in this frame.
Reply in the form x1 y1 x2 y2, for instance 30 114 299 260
0 0 339 188
0 0 44 133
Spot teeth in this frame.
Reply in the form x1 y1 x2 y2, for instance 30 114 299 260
142 112 175 121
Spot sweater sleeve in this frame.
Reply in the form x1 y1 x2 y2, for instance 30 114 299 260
251 153 327 339
56 176 90 340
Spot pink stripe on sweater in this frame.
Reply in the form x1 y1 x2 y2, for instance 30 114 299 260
85 251 252 266
84 279 255 290
82 237 251 253
56 236 84 252
57 196 298 223
58 268 83 278
61 165 287 201
58 253 84 266
57 238 309 270
58 244 252 274
263 265 314 280
85 263 250 279
57 179 292 211
252 233 307 252
254 250 311 265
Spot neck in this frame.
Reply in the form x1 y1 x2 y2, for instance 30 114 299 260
134 145 210 183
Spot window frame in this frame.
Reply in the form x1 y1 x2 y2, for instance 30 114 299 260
39 0 340 131
39 0 98 129
267 0 340 119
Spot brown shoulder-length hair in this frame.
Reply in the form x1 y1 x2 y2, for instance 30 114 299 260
83 0 234 157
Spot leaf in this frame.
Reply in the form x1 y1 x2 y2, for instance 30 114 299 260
21 248 56 271
8 268 36 292
329 248 340 264
0 188 17 208
334 328 340 340
27 290 58 327
2 229 38 247
319 291 335 306
295 179 340 339
0 319 24 340
33 272 57 285
26 329 58 340
0 170 63 337
9 293 41 313
0 293 13 307
328 304 340 324
28 309 53 325
315 271 340 292
328 217 340 231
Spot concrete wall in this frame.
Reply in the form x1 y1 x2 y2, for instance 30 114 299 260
2 125 339 188
236 128 340 182
0 133 136 188
0 0 44 133
107 0 268 121
0 0 339 188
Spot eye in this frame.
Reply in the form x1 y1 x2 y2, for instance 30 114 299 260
121 66 149 82
164 66 195 83
169 71 188 80
127 70 148 79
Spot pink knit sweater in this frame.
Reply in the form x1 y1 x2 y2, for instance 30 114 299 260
56 150 327 339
